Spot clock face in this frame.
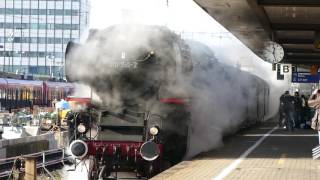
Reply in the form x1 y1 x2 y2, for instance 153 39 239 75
262 41 284 63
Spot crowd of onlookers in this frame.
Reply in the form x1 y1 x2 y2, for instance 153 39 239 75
279 90 312 130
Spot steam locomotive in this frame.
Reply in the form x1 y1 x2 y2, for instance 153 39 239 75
65 25 269 179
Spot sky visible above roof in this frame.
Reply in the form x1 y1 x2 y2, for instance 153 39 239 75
89 0 227 33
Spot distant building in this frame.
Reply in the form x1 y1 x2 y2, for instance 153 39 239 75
0 0 89 78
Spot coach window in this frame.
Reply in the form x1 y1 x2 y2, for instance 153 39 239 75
2 88 4 99
34 89 38 104
18 88 22 101
18 89 21 100
15 88 17 100
24 88 27 100
12 88 15 100
15 89 18 101
4 88 7 100
27 88 31 100
28 88 31 100
39 89 42 103
7 88 11 100
33 89 37 104
22 88 25 100
22 88 26 100
48 89 52 101
17 89 20 101
36 89 41 103
7 88 10 100
6 88 9 100
2 88 5 99
12 88 14 100
31 88 34 100
1 89 4 99
8 88 11 100
14 89 16 100
20 89 23 100
33 89 36 103
10 88 13 100
32 89 35 102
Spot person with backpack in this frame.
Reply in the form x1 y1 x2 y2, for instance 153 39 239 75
279 91 295 130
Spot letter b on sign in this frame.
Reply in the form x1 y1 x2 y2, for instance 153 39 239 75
281 64 291 74
283 65 290 73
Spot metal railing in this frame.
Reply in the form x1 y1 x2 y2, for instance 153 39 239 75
0 148 67 179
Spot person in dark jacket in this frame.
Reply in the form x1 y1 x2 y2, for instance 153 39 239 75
294 91 303 128
301 94 309 128
279 91 295 130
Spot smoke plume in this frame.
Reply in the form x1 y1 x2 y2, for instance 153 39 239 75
67 24 287 159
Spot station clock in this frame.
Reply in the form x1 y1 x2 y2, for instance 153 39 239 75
262 41 284 63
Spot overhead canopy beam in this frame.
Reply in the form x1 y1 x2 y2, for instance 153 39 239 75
286 55 320 60
272 23 320 31
284 48 320 53
258 0 320 7
246 0 273 38
278 38 314 44
282 59 320 64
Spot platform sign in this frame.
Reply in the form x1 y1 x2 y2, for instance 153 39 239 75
277 64 284 80
292 72 319 83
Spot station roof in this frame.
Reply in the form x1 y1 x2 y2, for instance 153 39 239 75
194 0 320 65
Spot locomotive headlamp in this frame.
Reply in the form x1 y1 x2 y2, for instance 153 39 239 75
149 126 159 136
77 123 86 133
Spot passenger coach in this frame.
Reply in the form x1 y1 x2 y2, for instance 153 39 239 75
0 78 73 111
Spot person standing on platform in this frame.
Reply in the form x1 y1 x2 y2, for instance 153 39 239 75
279 91 287 127
294 91 303 128
52 98 58 108
301 94 308 128
308 89 320 144
280 91 295 130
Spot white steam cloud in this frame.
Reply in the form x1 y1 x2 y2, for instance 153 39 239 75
68 0 288 159
182 38 287 157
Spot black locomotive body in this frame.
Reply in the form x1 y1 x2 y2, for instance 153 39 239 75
65 25 270 179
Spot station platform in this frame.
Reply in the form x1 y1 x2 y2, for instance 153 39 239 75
152 119 320 180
